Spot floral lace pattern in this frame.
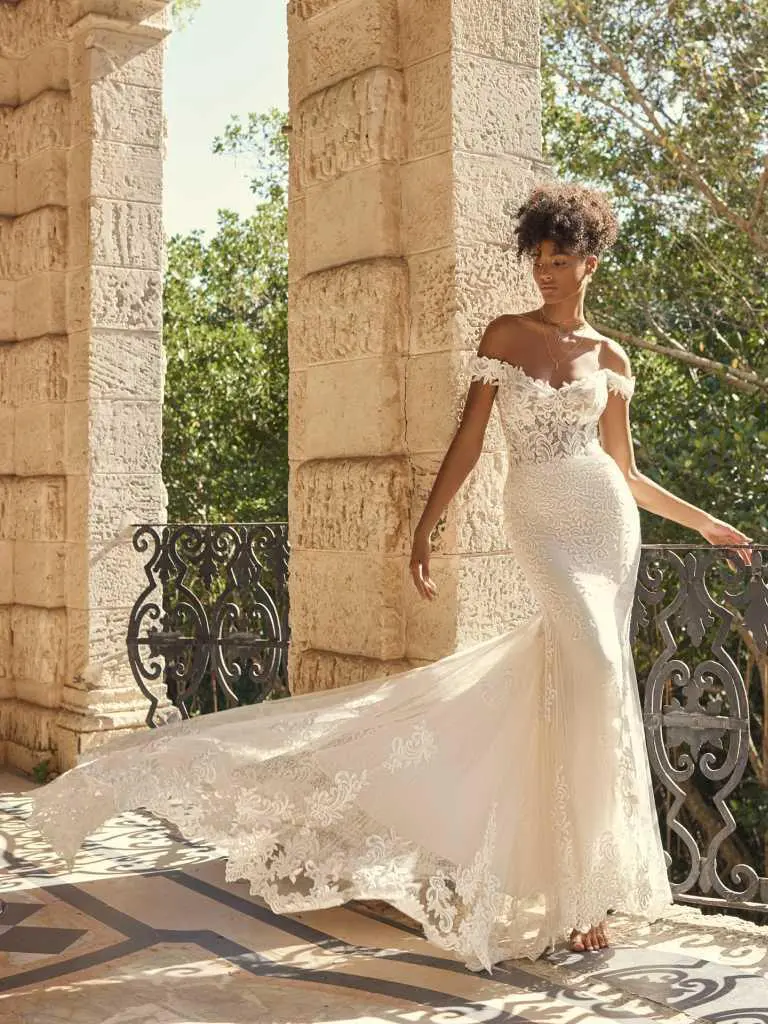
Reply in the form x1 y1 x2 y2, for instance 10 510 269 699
468 354 635 470
27 347 675 975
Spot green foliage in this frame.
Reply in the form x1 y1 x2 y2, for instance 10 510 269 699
541 0 768 545
163 109 288 523
171 0 201 24
32 759 52 784
732 778 768 833
213 111 289 205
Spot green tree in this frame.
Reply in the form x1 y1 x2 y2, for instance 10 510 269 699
541 0 768 547
171 0 200 23
162 108 288 523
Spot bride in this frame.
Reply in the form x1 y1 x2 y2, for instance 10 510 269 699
28 182 754 974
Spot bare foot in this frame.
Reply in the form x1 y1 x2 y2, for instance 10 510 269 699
569 919 610 951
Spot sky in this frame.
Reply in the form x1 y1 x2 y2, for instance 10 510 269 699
163 1 288 238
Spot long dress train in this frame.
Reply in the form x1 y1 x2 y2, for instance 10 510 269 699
27 353 675 973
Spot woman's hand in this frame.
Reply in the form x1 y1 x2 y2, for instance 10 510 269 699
410 527 438 600
698 513 755 567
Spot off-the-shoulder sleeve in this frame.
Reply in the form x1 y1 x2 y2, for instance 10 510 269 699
468 354 506 386
604 368 636 401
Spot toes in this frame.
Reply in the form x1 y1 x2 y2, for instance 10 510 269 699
570 924 611 953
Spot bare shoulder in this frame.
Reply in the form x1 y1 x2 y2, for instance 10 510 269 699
597 336 633 377
475 313 537 361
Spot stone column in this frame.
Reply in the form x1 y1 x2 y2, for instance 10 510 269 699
287 0 548 694
0 0 170 772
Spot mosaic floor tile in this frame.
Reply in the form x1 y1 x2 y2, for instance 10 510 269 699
3 771 767 1023
546 940 768 1023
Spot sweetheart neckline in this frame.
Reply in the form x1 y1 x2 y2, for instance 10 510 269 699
476 356 613 394
508 363 608 394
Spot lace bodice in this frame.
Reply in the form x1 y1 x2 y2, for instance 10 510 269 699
468 354 635 469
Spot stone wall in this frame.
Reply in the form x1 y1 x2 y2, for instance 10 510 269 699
287 0 550 694
0 0 170 772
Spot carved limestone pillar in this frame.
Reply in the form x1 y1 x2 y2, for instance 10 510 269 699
287 0 548 693
0 0 170 771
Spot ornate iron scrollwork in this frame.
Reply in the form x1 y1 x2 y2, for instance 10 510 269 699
127 523 290 728
127 530 768 916
634 544 768 914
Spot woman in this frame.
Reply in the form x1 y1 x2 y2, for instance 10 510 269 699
28 182 753 974
409 182 754 957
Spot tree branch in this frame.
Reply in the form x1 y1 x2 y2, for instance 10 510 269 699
556 3 768 254
591 322 768 394
748 156 768 230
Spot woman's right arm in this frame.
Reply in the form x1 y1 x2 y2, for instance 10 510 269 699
409 322 505 600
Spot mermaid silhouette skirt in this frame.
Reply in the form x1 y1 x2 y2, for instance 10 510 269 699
28 355 675 973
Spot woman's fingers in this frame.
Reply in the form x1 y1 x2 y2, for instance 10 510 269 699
410 560 437 600
421 556 437 596
704 517 756 567
409 530 438 600
731 534 754 566
715 525 754 567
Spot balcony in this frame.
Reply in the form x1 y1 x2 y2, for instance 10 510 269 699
125 524 768 920
1 528 766 1017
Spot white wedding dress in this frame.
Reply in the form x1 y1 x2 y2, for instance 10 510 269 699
28 353 675 974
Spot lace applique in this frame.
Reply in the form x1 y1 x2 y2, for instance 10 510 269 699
542 614 556 723
467 353 635 470
504 451 641 645
604 368 636 401
467 353 635 400
468 354 507 386
28 650 673 973
383 722 437 772
306 769 370 826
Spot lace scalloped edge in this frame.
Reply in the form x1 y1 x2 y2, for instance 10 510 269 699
467 353 636 400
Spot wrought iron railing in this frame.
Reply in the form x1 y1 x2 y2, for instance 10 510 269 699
127 523 290 726
631 543 768 918
126 529 768 919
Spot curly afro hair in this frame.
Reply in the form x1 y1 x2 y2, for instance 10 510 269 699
513 182 619 260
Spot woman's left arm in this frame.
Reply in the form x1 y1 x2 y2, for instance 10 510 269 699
599 349 754 565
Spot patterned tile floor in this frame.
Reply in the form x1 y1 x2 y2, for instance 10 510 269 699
1 770 767 1023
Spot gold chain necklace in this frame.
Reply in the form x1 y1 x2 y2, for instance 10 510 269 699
538 307 588 370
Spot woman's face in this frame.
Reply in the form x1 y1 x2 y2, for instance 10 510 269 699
531 239 595 301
